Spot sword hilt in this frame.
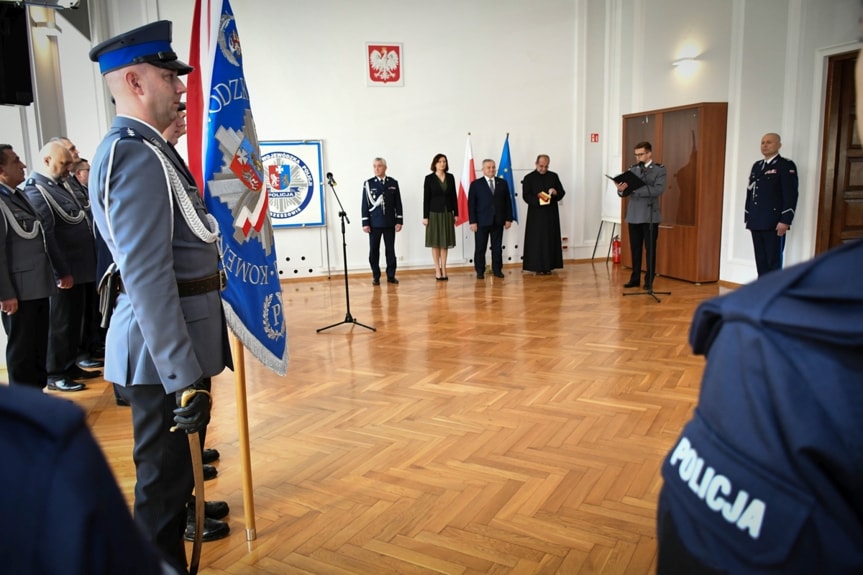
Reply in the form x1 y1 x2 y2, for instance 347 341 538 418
169 388 211 432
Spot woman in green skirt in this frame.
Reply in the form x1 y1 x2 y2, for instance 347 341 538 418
422 153 458 280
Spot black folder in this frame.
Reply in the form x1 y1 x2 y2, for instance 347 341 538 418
606 171 645 197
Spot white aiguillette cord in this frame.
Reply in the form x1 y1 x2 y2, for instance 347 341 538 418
103 137 219 246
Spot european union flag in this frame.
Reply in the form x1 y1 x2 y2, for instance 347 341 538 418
498 134 518 223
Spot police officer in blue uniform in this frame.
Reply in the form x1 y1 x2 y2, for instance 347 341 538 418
89 21 232 573
657 238 863 574
745 132 798 277
0 145 66 391
0 385 180 574
23 141 98 391
361 157 403 285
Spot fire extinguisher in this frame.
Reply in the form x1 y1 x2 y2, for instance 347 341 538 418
612 235 621 264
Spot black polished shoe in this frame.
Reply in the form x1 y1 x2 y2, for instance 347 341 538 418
372 278 380 286
493 272 505 278
47 378 86 392
476 274 484 279
189 496 230 520
643 283 653 291
115 395 130 406
202 448 220 464
77 358 104 369
387 277 399 284
66 365 102 380
203 464 218 481
623 280 640 288
183 516 230 542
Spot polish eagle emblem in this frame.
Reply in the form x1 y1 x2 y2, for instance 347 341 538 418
369 46 400 82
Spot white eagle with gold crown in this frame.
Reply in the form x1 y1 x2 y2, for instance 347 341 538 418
369 47 399 81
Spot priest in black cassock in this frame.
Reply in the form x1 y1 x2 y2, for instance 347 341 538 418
521 154 566 274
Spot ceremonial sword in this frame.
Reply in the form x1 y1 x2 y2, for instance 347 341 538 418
172 388 210 575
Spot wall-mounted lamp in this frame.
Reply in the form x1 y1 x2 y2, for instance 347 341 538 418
672 57 698 67
672 57 699 75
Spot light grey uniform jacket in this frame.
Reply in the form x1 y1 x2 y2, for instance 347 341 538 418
624 162 667 224
89 115 231 393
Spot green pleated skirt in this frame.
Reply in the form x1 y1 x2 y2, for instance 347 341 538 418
425 211 456 248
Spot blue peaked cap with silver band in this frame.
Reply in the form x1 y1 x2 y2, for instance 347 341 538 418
89 20 193 76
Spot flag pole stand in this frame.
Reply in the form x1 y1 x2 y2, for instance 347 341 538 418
317 181 375 333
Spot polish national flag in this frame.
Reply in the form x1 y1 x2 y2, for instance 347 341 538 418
456 135 474 226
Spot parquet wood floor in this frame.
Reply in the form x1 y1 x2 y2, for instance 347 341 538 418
64 262 731 574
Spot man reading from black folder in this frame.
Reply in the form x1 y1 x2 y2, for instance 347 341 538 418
615 141 666 290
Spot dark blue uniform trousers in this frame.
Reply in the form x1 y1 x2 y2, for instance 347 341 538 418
369 226 396 281
118 378 211 573
628 222 660 285
47 282 92 382
2 298 50 390
750 229 785 277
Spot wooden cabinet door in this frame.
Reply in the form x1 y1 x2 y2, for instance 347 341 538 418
657 108 701 280
620 103 726 283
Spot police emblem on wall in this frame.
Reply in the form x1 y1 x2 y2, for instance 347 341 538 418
260 141 325 227
366 43 404 87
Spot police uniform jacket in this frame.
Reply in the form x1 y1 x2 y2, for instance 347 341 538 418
624 162 666 224
361 176 403 228
0 184 58 301
0 385 173 574
659 239 863 574
22 172 96 283
745 155 798 230
89 116 231 394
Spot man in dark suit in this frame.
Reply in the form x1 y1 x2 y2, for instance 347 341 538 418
469 159 513 279
0 144 69 391
361 157 404 285
23 141 99 392
89 21 232 572
745 132 798 277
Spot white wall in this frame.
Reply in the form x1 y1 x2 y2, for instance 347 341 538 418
5 0 862 284
154 0 579 277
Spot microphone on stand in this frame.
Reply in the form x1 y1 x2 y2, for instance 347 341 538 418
326 172 337 186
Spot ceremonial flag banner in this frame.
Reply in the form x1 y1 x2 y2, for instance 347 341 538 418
498 134 517 223
456 135 474 226
187 0 288 375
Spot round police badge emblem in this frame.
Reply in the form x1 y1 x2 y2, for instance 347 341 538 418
261 150 315 222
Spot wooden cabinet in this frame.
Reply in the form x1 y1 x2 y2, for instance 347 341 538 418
620 102 727 283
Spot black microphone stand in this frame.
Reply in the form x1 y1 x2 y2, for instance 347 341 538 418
317 178 376 333
624 193 670 302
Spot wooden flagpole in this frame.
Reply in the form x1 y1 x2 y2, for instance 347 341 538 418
231 332 257 541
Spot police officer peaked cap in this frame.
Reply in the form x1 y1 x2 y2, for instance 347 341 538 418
89 20 193 76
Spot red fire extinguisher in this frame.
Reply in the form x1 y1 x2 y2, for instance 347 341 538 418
612 235 621 264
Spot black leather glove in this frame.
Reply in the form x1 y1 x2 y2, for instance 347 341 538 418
172 379 211 434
